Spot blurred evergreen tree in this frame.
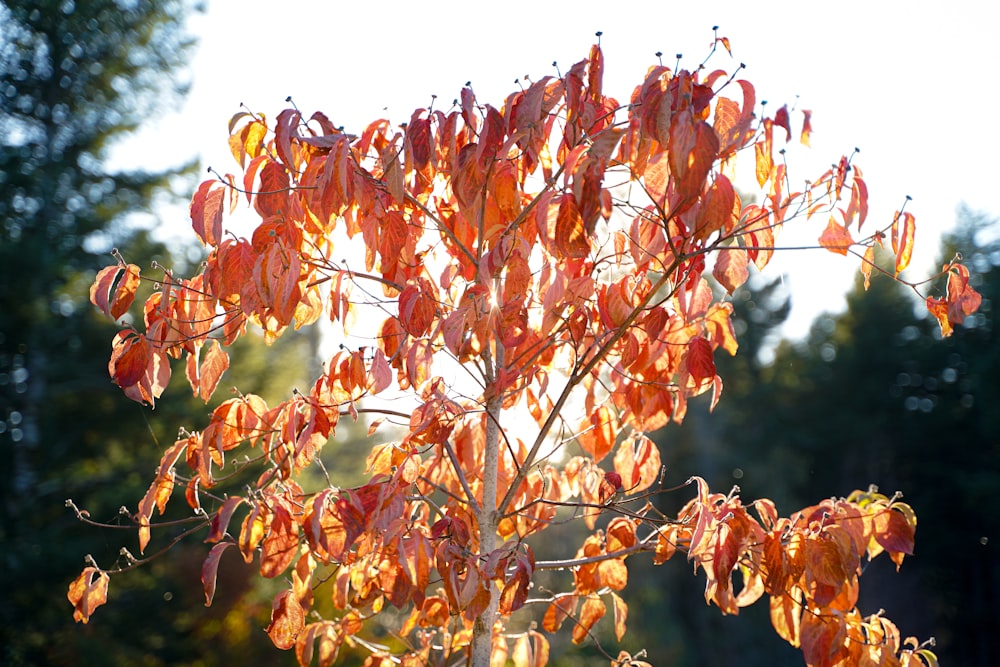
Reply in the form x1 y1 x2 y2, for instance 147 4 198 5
0 2 315 665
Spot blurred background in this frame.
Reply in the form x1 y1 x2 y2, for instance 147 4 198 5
1 1 996 665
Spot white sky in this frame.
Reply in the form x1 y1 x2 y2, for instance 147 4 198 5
113 0 1000 341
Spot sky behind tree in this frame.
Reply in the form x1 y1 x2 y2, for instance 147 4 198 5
110 0 999 339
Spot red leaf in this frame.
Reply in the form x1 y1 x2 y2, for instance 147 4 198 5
773 104 791 142
190 180 225 247
68 567 109 624
205 496 246 544
261 501 300 578
255 160 290 219
90 263 141 321
873 509 915 559
109 331 150 388
687 336 716 384
201 542 234 606
196 339 230 402
398 283 436 338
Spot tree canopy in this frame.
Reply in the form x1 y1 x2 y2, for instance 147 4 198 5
76 35 980 667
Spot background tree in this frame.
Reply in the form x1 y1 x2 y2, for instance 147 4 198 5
0 1 317 664
76 37 978 667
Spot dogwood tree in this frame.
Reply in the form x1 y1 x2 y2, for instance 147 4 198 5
74 35 978 667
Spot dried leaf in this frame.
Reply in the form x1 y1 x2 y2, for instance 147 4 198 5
68 567 109 623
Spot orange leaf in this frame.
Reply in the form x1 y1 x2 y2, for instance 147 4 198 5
572 595 606 644
925 296 953 337
819 217 854 256
800 109 812 146
754 121 773 187
295 622 341 667
542 594 576 633
198 339 230 402
68 567 109 624
946 263 982 325
770 587 802 647
554 194 590 259
712 247 749 295
695 174 736 242
610 591 628 641
267 589 305 650
892 211 916 274
861 245 876 290
846 174 868 229
577 404 616 463
90 263 141 321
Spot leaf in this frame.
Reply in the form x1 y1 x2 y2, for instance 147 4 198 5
846 173 868 229
925 296 953 337
542 594 576 633
108 330 150 389
695 174 736 242
873 508 915 566
892 211 916 274
577 404 616 463
572 595 606 644
713 247 749 295
773 105 791 142
261 501 300 578
296 622 341 667
754 121 773 187
800 109 812 146
946 263 982 325
770 588 802 647
610 591 628 641
197 339 230 402
190 179 225 247
90 263 141 321
819 217 854 256
68 567 109 624
686 336 716 385
267 589 305 650
201 541 234 606
554 194 590 259
136 437 187 553
205 496 246 544
861 245 876 290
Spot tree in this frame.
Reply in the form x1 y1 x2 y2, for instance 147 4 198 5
76 36 981 666
0 2 320 665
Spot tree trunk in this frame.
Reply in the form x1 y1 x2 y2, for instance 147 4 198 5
470 344 503 667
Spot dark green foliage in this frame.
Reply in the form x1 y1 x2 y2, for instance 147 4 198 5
0 2 312 664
